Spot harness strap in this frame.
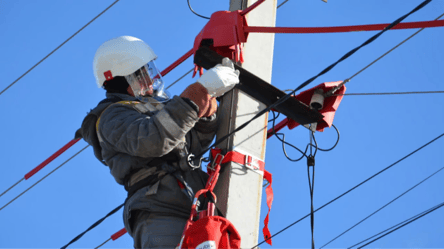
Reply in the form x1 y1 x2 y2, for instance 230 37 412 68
210 148 274 245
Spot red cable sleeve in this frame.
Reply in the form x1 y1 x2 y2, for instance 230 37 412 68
241 0 267 16
24 138 81 180
111 228 127 241
160 49 194 77
245 19 444 34
267 118 289 139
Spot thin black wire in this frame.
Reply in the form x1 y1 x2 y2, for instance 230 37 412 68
0 0 121 96
356 201 444 249
0 145 89 212
95 237 112 249
268 111 280 123
307 157 316 249
348 201 444 248
270 111 309 161
195 0 432 161
166 68 194 90
277 0 290 9
348 12 444 82
253 132 444 248
187 0 210 19
314 124 340 152
320 165 444 248
325 12 444 97
61 203 124 249
335 90 444 96
0 178 24 199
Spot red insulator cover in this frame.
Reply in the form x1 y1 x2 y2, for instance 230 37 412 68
287 81 346 132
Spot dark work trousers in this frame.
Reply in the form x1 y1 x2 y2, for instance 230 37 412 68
132 211 187 249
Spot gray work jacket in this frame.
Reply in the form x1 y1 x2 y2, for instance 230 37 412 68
80 92 219 236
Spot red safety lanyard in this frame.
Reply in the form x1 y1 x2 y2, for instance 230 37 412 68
210 148 274 246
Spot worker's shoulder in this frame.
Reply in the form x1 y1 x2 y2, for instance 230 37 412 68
100 100 143 116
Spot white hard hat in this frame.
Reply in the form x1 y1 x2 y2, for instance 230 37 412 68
93 36 169 102
93 36 157 88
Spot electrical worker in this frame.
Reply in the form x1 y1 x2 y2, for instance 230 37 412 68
77 36 240 248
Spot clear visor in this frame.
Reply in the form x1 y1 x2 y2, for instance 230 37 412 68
125 61 170 102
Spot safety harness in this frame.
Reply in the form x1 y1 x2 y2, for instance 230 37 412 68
178 148 274 248
81 96 199 201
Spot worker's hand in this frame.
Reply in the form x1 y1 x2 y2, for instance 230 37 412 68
180 82 211 118
197 57 240 97
202 97 217 117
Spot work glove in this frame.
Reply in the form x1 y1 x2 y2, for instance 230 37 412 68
197 57 240 97
180 82 212 118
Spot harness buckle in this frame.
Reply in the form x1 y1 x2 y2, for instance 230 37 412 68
209 153 225 171
245 154 260 171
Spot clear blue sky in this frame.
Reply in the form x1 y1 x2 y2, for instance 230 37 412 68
1 0 443 248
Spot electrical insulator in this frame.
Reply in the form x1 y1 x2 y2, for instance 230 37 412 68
310 88 325 110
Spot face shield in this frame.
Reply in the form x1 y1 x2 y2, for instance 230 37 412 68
124 61 170 102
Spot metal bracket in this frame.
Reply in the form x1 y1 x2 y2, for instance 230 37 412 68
194 46 324 126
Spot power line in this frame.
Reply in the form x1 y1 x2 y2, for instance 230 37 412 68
349 13 444 82
320 165 444 248
195 0 433 160
0 179 24 199
348 201 444 248
356 201 444 248
166 68 194 90
0 145 89 212
326 12 444 97
187 0 210 19
277 0 290 8
0 0 121 97
61 203 124 249
253 132 444 248
0 138 81 200
95 238 111 249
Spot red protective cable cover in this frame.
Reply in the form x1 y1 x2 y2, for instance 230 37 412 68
24 138 81 180
241 0 267 16
245 19 444 34
111 228 127 241
159 49 194 77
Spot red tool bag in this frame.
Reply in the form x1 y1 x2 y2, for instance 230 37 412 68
177 151 242 249
179 215 241 249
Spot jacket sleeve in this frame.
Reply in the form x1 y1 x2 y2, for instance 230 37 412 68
97 96 200 158
192 109 220 151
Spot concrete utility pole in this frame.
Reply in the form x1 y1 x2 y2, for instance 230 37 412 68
213 0 277 247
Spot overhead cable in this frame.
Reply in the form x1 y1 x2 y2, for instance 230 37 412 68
253 132 444 248
348 201 444 248
187 0 210 19
0 0 121 97
355 201 444 248
0 139 80 199
166 68 194 90
0 145 89 212
277 0 290 8
94 228 127 249
61 203 124 249
195 0 432 160
320 165 444 248
349 13 444 81
326 11 444 97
